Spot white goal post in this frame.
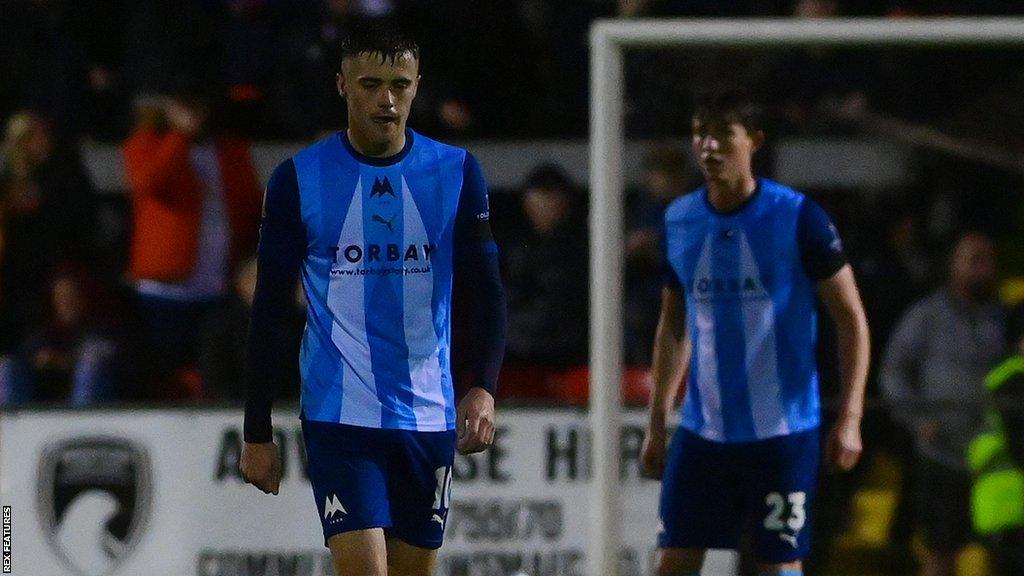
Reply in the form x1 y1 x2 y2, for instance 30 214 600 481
588 17 1024 576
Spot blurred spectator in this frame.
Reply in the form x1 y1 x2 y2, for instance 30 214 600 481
624 146 692 364
199 256 303 400
4 0 1024 140
968 305 1024 575
0 111 97 352
272 0 394 138
503 164 589 367
122 92 262 398
881 232 1005 576
0 264 125 406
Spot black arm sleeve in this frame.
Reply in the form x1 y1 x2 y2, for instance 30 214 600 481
996 374 1024 467
453 152 507 396
797 198 848 282
243 159 306 443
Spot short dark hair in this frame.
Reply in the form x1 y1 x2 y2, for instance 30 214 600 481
692 89 765 134
340 20 419 66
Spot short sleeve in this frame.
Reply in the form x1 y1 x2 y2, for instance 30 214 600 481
797 198 847 282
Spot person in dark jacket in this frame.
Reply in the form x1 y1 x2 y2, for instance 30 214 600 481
503 164 588 367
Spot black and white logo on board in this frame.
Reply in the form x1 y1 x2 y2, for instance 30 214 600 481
37 437 152 576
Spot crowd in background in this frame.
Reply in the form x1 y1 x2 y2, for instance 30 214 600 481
3 1 1024 573
4 0 1024 143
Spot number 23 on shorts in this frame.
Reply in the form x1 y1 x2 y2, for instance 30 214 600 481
763 490 807 548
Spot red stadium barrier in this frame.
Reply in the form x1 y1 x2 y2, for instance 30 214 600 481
497 364 652 406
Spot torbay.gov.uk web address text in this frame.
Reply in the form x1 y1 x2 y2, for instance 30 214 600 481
331 266 432 277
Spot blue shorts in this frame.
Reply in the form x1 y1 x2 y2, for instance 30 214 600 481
301 419 456 549
658 427 820 563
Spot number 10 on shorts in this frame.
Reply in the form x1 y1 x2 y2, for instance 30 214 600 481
431 467 453 527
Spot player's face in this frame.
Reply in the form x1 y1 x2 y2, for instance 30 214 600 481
691 118 762 183
337 51 419 150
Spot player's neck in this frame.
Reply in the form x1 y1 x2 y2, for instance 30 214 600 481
346 127 406 158
706 174 758 212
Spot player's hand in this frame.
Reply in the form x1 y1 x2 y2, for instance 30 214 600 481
826 416 863 472
456 387 495 455
641 419 668 479
240 441 282 495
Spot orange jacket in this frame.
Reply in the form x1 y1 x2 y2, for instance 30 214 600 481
123 129 262 283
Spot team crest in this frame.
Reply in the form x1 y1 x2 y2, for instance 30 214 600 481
369 176 395 199
37 437 152 576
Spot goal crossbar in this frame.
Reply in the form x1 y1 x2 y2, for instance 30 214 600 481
588 17 1024 576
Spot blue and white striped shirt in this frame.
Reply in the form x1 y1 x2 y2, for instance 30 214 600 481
664 178 846 443
244 129 505 441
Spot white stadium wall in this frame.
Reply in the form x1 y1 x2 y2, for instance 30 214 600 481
80 139 910 194
0 408 735 576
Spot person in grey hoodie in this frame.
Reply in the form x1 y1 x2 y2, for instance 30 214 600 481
881 231 1006 576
